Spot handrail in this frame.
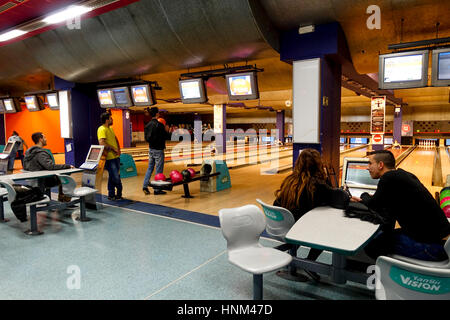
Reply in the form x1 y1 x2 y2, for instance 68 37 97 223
395 146 416 168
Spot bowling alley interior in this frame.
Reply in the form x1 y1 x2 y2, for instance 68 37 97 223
0 0 449 301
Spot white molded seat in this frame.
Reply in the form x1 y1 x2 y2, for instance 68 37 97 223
219 204 292 300
375 255 450 300
57 174 97 197
389 237 450 269
256 199 295 242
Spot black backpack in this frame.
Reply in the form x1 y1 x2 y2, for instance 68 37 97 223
10 184 46 222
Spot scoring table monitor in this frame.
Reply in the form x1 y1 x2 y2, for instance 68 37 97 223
85 145 104 163
342 157 379 191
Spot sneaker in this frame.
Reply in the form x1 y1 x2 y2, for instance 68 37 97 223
143 188 150 195
115 196 125 201
154 190 166 195
107 196 116 201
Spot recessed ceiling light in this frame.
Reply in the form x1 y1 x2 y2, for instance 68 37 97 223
43 5 92 25
0 29 27 42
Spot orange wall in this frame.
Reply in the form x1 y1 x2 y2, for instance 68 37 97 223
110 109 124 148
5 106 65 153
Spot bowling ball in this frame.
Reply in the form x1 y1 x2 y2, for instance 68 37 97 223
157 118 166 126
444 205 450 218
201 163 212 175
181 169 191 181
187 168 196 178
155 173 166 181
441 200 450 210
440 189 450 199
170 170 183 183
440 196 450 206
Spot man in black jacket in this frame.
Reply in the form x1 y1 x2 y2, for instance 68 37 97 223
351 150 450 261
23 132 73 201
142 107 169 195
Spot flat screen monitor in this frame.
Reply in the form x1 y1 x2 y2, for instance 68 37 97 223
350 137 368 144
3 142 14 154
24 95 43 112
384 137 393 145
46 92 59 110
85 145 104 163
225 72 259 100
342 157 379 189
131 84 155 106
179 79 207 104
340 137 345 144
378 50 429 89
3 98 20 113
431 48 450 86
261 136 275 143
97 89 115 108
445 139 450 146
112 87 132 108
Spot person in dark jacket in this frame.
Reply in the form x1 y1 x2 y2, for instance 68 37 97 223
351 150 450 261
273 148 347 281
23 132 73 201
142 107 169 195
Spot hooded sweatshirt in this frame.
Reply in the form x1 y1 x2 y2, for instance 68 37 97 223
23 146 71 171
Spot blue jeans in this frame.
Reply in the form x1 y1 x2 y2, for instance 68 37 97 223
143 149 165 188
364 229 448 262
104 157 123 198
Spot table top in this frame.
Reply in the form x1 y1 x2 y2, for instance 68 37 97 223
0 168 83 181
285 206 381 255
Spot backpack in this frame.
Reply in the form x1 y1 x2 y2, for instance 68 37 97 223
10 184 46 222
344 202 389 225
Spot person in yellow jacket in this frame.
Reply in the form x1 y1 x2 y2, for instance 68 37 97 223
97 112 123 201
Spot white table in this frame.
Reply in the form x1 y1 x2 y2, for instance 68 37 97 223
285 206 381 284
0 168 85 235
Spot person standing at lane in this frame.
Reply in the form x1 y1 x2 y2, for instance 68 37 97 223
97 112 123 201
142 107 169 195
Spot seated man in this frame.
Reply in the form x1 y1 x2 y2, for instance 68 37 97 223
351 150 450 262
23 132 73 202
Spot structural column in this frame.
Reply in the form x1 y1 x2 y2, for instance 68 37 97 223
213 104 226 155
276 110 285 143
55 77 103 167
393 106 402 145
280 22 345 173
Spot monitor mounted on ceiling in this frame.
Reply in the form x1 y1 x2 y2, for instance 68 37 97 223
378 50 429 89
179 78 208 104
97 89 115 108
24 95 44 112
112 87 132 108
0 100 5 113
46 92 59 110
225 71 260 100
3 98 21 113
431 47 450 87
130 84 155 106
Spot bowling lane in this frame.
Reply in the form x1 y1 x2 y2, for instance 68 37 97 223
340 144 372 167
440 147 450 184
397 148 436 193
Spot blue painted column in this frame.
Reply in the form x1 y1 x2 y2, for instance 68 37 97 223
280 22 345 173
54 77 103 167
122 110 131 148
276 110 285 143
393 106 402 145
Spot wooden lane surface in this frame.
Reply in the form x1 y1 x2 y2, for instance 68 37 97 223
440 147 450 186
397 148 439 195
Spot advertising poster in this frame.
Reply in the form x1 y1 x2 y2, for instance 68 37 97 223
370 96 386 134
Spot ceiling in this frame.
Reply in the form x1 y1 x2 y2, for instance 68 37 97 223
0 0 448 118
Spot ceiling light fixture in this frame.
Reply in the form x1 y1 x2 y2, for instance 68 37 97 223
42 5 93 25
0 29 27 42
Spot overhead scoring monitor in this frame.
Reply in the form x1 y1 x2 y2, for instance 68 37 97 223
3 98 21 113
0 100 5 113
431 47 450 86
97 89 115 108
46 92 59 110
24 95 44 112
179 78 207 104
225 71 259 100
378 50 429 89
131 84 155 106
112 87 132 108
